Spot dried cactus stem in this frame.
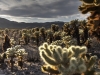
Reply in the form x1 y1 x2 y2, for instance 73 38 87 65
10 56 14 72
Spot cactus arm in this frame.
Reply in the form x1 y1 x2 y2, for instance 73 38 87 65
52 49 62 63
41 51 59 66
87 55 97 70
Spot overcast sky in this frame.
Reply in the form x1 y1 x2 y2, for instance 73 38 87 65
0 0 89 23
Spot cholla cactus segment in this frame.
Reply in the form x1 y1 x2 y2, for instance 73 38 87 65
21 29 27 33
22 33 28 37
39 45 44 51
67 47 74 57
53 31 61 35
70 46 87 58
41 51 59 66
62 36 72 42
39 43 52 57
62 36 77 47
43 42 48 49
87 55 98 70
46 30 53 37
58 64 71 75
61 50 69 64
48 45 54 51
14 45 21 50
71 38 77 45
70 57 77 65
79 29 84 34
6 47 17 57
78 64 87 73
51 40 64 46
17 48 27 57
77 58 85 65
68 63 77 73
10 38 16 46
52 49 62 63
0 53 3 59
41 65 59 74
58 65 70 75
55 46 63 57
34 31 39 37
61 31 68 37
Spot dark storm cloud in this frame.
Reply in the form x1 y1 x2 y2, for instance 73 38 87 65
0 0 81 18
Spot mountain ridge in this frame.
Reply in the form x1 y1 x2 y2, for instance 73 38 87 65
0 17 65 29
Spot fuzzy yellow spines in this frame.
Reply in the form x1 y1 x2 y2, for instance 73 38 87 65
41 65 59 74
58 64 69 75
39 42 52 56
62 36 72 47
39 27 45 33
77 58 87 73
55 46 62 57
48 44 54 51
61 50 68 64
78 64 87 73
71 46 87 58
62 36 72 42
61 31 68 37
68 63 77 74
68 57 77 74
39 43 94 74
47 46 64 64
34 31 39 37
46 30 53 37
62 36 77 47
51 40 63 46
67 47 74 58
58 48 75 74
61 48 72 66
69 57 77 65
87 55 97 70
53 31 61 36
58 64 65 73
41 51 59 66
39 43 59 66
68 46 87 73
69 57 87 73
52 49 62 63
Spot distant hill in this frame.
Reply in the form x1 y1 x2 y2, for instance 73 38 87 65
0 18 65 29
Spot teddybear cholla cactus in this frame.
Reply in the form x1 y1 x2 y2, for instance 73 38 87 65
62 36 77 48
39 42 97 75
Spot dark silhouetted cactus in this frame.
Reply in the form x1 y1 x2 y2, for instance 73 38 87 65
2 35 11 52
22 33 30 45
34 27 39 31
79 0 100 41
39 27 46 41
34 31 40 46
46 30 53 44
53 31 61 41
51 24 59 33
63 23 70 35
